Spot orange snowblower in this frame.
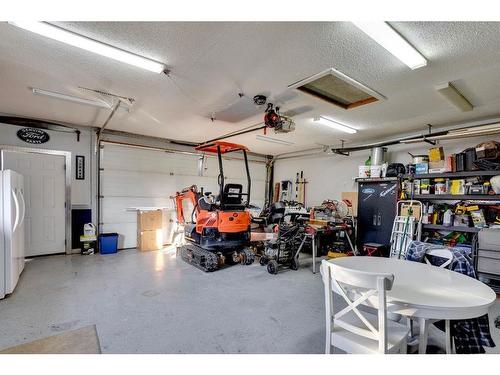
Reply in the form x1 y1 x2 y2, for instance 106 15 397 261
173 141 255 271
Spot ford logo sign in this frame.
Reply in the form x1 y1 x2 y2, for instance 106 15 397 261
362 188 375 194
17 128 50 144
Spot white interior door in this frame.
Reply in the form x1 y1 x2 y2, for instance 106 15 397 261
2 151 66 256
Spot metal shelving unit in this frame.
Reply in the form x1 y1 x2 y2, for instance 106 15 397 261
404 170 500 179
414 194 500 201
422 224 481 233
354 177 399 183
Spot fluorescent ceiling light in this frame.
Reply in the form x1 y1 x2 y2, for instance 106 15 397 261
352 21 427 70
9 22 166 73
32 88 129 111
313 116 357 134
435 82 473 112
256 135 295 145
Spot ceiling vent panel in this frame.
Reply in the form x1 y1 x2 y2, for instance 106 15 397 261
288 68 386 110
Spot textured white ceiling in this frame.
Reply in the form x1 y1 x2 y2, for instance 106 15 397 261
1 21 500 155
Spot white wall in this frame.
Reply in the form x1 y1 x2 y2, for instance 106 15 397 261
0 122 94 207
273 134 499 207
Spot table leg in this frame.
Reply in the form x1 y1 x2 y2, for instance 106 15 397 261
312 234 317 274
418 317 428 354
445 320 452 354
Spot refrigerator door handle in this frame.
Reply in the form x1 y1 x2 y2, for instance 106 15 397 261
18 189 26 226
12 188 20 233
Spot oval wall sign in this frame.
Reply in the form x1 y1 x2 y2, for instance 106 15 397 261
17 128 50 144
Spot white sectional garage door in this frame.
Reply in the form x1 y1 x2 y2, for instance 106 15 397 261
100 143 267 249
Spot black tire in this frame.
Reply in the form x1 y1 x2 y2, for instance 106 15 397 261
267 260 279 275
241 248 255 265
290 257 299 271
259 256 268 266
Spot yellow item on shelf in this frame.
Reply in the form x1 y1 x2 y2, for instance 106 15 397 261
327 251 348 259
450 179 466 195
429 146 444 162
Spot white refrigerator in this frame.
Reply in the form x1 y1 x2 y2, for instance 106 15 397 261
1 170 25 299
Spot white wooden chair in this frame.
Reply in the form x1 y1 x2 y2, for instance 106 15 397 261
321 260 409 354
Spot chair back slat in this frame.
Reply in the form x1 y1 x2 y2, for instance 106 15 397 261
424 248 453 268
329 263 394 290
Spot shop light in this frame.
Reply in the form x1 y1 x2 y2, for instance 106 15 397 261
9 22 166 73
313 116 357 134
32 88 111 108
352 21 427 70
32 88 129 112
256 135 295 145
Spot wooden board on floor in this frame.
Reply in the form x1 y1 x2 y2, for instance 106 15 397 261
0 325 101 354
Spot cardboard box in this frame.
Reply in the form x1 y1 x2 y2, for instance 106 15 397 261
400 203 422 220
341 192 358 217
137 210 163 231
250 232 278 242
138 229 163 251
429 160 445 170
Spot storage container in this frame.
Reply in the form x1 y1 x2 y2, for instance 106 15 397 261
358 165 370 178
478 228 500 252
477 250 500 275
99 233 119 254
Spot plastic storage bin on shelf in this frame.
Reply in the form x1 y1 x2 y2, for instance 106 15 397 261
99 233 119 254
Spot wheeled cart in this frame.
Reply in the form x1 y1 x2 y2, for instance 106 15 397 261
260 222 308 274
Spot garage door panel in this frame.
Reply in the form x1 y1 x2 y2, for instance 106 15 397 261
101 144 266 250
103 147 197 174
101 197 172 224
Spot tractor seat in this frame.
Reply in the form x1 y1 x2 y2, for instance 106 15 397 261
198 194 216 211
222 183 246 211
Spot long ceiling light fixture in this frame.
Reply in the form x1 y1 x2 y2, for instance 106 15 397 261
256 135 295 146
32 88 129 111
352 21 427 70
9 22 166 74
313 116 357 134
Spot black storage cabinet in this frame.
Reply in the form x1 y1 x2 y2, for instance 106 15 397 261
357 180 399 252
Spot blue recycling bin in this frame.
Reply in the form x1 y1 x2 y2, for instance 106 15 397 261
99 233 118 254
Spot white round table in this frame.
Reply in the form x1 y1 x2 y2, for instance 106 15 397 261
325 257 497 353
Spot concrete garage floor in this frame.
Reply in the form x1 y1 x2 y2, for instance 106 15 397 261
0 249 326 353
0 249 499 354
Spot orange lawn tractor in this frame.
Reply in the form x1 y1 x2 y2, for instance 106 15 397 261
173 141 255 272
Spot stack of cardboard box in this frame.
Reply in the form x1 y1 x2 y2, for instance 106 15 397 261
137 210 163 251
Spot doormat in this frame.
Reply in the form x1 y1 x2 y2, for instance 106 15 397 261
0 325 101 354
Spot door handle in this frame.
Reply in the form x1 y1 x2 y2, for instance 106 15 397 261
18 189 26 226
12 188 20 232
